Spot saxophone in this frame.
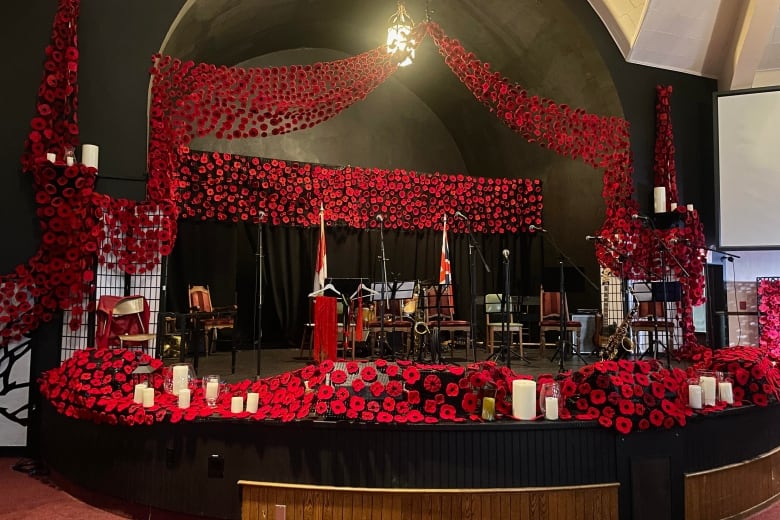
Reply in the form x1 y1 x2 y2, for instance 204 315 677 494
600 305 637 360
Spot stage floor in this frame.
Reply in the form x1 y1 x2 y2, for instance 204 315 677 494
181 343 684 382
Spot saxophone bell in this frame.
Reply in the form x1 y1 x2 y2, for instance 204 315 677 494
414 320 430 335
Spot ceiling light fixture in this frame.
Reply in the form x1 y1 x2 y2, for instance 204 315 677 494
387 1 415 67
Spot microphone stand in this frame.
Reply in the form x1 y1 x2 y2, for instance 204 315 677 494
254 215 264 377
641 218 690 368
540 231 599 372
459 214 490 363
376 217 392 359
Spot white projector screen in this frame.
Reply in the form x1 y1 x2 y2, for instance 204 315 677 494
716 87 780 249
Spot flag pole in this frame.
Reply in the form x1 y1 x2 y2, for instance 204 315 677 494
254 210 265 377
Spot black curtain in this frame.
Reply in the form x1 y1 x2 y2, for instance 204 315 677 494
168 220 540 347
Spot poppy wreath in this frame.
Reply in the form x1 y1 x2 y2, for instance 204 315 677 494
178 151 543 233
557 359 691 434
758 278 780 359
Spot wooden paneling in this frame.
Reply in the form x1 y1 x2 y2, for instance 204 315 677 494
239 481 619 520
685 446 780 520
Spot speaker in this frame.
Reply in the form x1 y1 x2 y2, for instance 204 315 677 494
704 264 728 349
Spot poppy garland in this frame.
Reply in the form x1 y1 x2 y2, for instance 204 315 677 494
40 347 777 434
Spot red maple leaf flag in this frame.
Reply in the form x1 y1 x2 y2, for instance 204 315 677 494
313 204 327 292
439 215 451 285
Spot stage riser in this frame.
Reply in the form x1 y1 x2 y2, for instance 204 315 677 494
685 447 780 520
39 403 780 520
240 482 620 520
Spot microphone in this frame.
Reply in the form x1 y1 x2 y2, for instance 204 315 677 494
454 210 468 220
585 235 602 241
502 249 510 260
631 214 651 221
669 237 690 245
375 214 384 222
529 224 547 232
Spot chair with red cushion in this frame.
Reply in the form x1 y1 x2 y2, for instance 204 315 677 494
95 295 156 351
539 287 581 356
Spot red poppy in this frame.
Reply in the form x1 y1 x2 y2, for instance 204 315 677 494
615 416 633 434
423 374 442 393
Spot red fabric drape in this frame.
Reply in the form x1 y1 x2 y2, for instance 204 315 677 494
313 296 337 362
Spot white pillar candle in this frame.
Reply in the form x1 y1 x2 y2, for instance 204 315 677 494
545 396 559 420
178 389 191 409
688 384 702 409
512 379 536 420
246 392 259 413
81 144 99 169
231 396 244 413
133 383 147 404
46 152 56 162
670 202 678 211
686 203 694 212
718 382 734 404
206 381 219 401
653 186 667 213
142 387 155 408
66 156 75 166
700 376 717 406
172 365 189 396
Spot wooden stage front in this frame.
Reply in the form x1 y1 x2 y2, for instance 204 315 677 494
39 400 780 520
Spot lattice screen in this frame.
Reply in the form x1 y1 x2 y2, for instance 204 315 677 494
59 207 163 360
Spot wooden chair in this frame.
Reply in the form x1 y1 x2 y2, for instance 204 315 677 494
188 284 236 355
631 301 675 358
539 287 581 356
426 285 471 359
484 294 523 356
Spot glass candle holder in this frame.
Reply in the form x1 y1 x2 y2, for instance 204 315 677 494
202 375 221 408
696 370 717 407
164 363 196 395
539 382 561 420
717 372 734 404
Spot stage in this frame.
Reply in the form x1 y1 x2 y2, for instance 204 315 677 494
36 346 780 520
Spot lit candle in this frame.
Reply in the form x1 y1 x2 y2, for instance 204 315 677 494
46 152 56 163
206 381 219 401
512 379 536 420
718 381 734 404
688 384 702 409
545 396 559 420
133 383 147 404
670 202 678 211
653 186 667 213
172 365 189 395
178 389 191 409
142 387 155 408
481 397 495 421
231 396 244 413
246 392 259 414
686 203 694 212
700 376 717 406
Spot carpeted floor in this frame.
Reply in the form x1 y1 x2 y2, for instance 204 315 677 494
0 458 127 519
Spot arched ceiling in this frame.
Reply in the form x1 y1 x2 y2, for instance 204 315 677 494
160 0 624 182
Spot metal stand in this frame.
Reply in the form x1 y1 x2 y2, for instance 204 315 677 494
456 213 490 363
487 252 528 366
254 214 264 377
539 230 599 372
375 216 392 359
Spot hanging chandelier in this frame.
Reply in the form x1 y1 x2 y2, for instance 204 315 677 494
386 2 415 67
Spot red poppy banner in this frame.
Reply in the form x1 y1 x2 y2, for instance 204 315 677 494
177 151 543 233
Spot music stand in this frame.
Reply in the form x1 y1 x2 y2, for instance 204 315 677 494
371 281 415 358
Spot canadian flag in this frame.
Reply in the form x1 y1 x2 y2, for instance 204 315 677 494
313 205 327 292
439 215 451 285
